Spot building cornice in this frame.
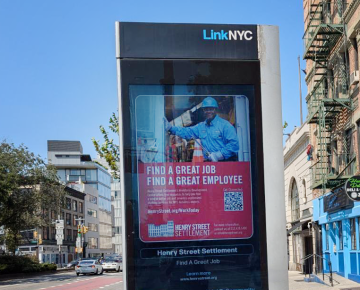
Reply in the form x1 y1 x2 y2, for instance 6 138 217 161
284 131 310 163
344 0 360 23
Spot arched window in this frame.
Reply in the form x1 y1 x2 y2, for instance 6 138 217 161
291 180 300 222
302 179 307 204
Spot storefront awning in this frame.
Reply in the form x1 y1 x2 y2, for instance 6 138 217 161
287 220 307 235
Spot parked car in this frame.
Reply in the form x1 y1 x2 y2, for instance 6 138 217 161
75 260 103 276
66 259 80 269
102 258 122 272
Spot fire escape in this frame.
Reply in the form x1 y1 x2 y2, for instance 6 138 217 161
304 0 356 191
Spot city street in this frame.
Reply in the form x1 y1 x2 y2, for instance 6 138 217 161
0 271 123 290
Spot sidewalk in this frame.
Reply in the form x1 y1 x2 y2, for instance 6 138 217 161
289 271 360 290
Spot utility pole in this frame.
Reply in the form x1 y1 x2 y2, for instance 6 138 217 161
298 55 303 126
54 216 64 268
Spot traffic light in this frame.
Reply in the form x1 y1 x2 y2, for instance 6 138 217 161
77 224 81 237
82 226 88 234
33 231 38 239
38 234 42 245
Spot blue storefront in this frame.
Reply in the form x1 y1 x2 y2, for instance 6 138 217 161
313 187 360 282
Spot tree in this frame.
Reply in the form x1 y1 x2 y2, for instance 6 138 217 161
0 141 67 253
92 112 120 179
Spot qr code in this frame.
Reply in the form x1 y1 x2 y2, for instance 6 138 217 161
224 192 243 211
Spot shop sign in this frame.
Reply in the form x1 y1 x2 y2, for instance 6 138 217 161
324 187 353 213
345 176 360 201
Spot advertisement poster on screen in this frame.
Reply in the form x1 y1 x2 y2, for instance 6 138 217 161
135 94 253 243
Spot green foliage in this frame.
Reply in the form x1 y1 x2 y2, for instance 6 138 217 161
0 141 67 253
92 112 120 179
3 230 22 254
0 255 56 274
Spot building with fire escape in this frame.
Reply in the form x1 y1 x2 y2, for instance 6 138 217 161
304 0 360 281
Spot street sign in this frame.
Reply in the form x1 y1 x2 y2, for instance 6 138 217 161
76 237 81 248
56 234 64 240
55 220 64 229
56 239 63 245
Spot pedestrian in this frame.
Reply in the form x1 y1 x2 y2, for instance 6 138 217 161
163 97 239 162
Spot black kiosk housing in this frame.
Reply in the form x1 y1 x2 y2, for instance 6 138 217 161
116 22 269 290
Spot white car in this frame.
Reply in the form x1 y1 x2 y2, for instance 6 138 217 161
76 260 103 276
102 258 122 272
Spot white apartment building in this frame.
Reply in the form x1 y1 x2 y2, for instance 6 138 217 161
284 124 313 272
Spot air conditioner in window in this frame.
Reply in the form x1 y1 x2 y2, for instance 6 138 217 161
350 70 359 86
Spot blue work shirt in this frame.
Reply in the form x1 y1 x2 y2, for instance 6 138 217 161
169 115 239 160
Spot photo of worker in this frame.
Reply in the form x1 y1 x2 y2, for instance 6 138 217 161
135 95 250 164
135 93 253 242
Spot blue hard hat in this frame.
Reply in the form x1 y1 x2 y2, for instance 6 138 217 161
202 97 218 108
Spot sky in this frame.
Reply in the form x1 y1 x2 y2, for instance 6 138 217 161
0 0 306 161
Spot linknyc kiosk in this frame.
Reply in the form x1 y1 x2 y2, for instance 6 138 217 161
115 22 288 290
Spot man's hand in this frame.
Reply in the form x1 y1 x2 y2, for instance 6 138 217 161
209 151 224 162
163 117 172 131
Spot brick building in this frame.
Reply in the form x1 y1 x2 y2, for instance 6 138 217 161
303 0 360 281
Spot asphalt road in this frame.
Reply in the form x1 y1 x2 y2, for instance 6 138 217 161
0 270 123 290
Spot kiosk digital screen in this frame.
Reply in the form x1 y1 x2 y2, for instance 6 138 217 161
133 92 253 242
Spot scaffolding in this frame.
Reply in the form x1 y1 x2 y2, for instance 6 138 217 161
304 0 356 191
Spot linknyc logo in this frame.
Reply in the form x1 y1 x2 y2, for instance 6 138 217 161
203 29 253 41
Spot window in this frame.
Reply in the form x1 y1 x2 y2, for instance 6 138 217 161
88 195 97 204
72 200 77 212
99 237 112 249
66 168 86 182
66 198 71 210
87 209 97 218
354 38 359 71
66 213 72 225
88 223 98 232
325 224 329 251
73 230 78 241
351 218 357 250
114 226 122 234
57 169 66 182
67 229 72 241
339 221 343 250
98 169 111 186
99 196 111 212
50 227 56 240
79 202 83 214
60 211 65 220
88 237 98 249
73 215 78 227
99 224 112 236
86 169 97 181
291 179 300 222
98 183 111 200
43 227 49 240
302 179 307 204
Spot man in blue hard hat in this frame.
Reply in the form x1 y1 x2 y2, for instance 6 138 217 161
163 97 239 162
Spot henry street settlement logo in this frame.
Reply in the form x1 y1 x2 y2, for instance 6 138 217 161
345 176 360 201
